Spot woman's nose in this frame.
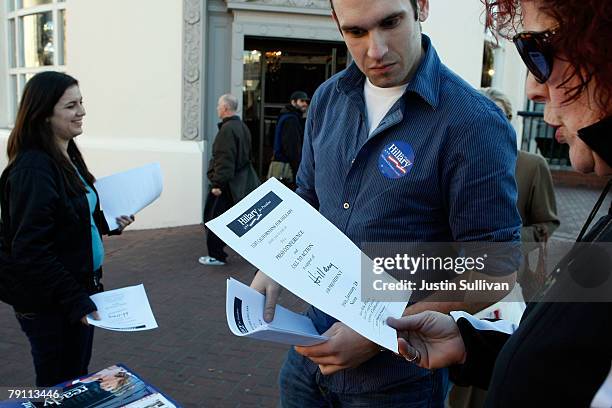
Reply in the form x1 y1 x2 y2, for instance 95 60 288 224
525 72 549 103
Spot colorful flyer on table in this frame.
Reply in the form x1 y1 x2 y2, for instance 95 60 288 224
206 178 407 352
0 365 179 408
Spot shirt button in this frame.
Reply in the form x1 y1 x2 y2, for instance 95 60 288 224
351 159 355 164
343 202 350 210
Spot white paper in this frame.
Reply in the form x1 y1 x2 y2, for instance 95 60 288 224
123 393 176 408
94 163 163 230
87 284 158 331
226 278 328 346
207 178 407 352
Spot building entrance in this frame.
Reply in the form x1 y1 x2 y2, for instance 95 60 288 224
242 37 348 178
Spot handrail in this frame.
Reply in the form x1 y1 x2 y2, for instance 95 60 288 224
517 110 570 167
516 110 543 118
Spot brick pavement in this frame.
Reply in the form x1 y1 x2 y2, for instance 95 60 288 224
0 225 307 407
0 183 608 407
553 186 611 241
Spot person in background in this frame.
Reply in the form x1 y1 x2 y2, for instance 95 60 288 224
450 87 561 408
268 91 309 190
0 71 134 387
389 0 612 406
481 87 560 301
199 94 258 266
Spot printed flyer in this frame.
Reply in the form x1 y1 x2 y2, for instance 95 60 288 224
0 365 179 408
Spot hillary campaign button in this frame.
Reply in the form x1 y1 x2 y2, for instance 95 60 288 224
378 141 414 179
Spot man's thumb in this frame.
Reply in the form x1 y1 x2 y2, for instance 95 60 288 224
264 297 276 323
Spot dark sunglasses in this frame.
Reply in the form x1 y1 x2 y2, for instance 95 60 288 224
513 28 557 83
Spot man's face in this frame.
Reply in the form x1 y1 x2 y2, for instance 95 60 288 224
216 97 226 119
292 99 309 113
332 0 428 88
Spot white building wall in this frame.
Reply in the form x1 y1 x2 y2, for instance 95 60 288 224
423 1 527 146
499 41 528 147
0 5 10 169
0 14 7 130
423 0 484 87
67 0 202 229
0 0 528 229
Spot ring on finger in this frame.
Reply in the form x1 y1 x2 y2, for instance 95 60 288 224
404 349 420 363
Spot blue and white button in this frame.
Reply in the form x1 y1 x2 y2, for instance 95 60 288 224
378 141 415 179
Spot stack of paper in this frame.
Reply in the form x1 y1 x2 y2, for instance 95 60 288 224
207 178 408 352
94 163 163 230
226 278 327 346
87 284 158 331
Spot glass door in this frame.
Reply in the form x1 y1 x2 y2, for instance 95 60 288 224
243 37 348 177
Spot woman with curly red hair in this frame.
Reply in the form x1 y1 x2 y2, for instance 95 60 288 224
388 0 612 406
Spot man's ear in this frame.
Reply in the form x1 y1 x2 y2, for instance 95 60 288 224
331 10 344 37
417 0 430 22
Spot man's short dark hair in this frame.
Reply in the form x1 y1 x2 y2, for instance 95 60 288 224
329 0 419 20
290 91 310 102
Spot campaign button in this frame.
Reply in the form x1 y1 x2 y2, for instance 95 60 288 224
378 141 415 179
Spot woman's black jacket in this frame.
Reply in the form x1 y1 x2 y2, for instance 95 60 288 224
0 149 116 323
449 117 612 407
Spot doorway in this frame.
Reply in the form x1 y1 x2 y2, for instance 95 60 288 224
242 37 348 177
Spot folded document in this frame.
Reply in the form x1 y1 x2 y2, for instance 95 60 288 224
208 178 407 352
226 278 328 346
87 284 158 331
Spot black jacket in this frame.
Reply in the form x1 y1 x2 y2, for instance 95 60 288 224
0 150 115 323
450 118 612 407
207 115 255 202
273 105 304 176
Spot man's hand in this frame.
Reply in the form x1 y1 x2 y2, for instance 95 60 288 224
294 322 379 375
250 271 282 322
387 311 466 370
80 311 100 326
211 188 222 197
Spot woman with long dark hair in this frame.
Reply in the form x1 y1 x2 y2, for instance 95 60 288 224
0 71 133 386
388 0 611 406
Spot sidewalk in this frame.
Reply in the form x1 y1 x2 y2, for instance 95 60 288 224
0 184 608 407
553 185 610 241
0 225 304 407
